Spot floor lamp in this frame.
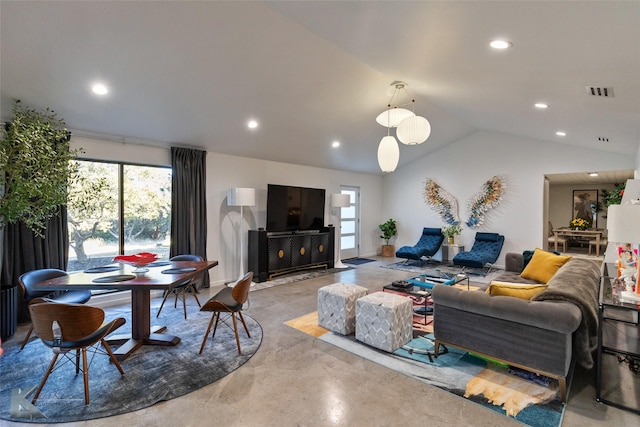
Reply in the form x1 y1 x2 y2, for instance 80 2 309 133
228 188 256 283
331 193 351 269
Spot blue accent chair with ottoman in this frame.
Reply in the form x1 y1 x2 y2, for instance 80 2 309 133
452 232 504 274
395 227 444 264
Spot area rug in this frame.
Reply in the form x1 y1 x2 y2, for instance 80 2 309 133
0 302 263 423
342 258 376 265
250 266 353 292
286 312 565 427
319 332 565 427
381 260 501 284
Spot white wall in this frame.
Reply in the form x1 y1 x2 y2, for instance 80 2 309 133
72 137 383 286
382 130 634 268
73 129 634 281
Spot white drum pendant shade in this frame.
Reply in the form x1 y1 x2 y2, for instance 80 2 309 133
377 136 399 173
375 108 413 128
397 115 431 145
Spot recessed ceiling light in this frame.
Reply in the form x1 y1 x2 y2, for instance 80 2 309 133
247 120 258 129
332 141 341 148
490 39 512 49
556 131 567 136
588 172 599 177
534 103 549 109
91 83 108 95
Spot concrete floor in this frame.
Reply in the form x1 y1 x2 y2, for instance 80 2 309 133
2 257 637 427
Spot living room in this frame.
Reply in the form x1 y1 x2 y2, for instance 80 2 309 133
1 1 639 426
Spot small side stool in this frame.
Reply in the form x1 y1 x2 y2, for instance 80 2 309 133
355 292 412 352
317 282 368 335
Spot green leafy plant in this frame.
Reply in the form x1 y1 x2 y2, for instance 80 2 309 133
602 183 626 207
378 218 397 245
0 102 82 236
442 224 462 238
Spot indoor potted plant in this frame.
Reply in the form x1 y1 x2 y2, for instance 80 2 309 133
379 218 397 257
442 224 462 245
0 101 81 341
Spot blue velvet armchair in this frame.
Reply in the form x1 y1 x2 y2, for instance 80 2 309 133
452 232 504 273
395 227 444 263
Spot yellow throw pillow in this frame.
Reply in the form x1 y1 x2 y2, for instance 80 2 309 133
519 248 571 284
486 281 548 300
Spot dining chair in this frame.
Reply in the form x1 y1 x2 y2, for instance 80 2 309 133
547 221 568 252
156 254 203 319
199 271 253 355
18 269 92 350
28 301 126 405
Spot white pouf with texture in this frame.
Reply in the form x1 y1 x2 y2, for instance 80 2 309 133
317 282 369 335
355 292 412 352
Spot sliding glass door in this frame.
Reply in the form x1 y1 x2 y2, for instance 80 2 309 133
67 160 171 273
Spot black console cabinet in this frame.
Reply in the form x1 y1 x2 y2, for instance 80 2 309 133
248 227 335 282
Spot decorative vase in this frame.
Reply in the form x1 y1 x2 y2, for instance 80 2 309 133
447 236 455 245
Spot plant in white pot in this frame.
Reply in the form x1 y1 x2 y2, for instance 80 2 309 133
0 101 81 341
378 218 397 257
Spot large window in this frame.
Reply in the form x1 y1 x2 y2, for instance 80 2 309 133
67 160 172 272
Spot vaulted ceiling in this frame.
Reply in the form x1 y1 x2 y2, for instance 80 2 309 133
2 1 639 175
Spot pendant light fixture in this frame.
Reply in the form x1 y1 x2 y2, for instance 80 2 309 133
376 82 431 150
377 105 400 173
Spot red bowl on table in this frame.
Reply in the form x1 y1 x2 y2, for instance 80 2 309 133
114 252 160 273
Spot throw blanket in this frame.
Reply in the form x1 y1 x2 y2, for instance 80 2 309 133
532 258 600 369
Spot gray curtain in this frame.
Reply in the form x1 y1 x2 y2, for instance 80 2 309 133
170 147 209 288
2 207 69 322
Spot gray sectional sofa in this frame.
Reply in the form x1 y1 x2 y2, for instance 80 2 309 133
431 252 601 402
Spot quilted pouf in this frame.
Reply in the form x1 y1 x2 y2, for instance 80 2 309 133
317 282 369 335
355 292 413 352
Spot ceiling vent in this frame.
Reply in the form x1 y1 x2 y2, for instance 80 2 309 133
586 86 614 97
597 137 610 143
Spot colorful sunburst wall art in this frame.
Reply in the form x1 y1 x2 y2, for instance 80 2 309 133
424 179 460 225
465 175 506 228
423 176 506 228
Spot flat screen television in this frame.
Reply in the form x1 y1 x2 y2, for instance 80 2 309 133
266 184 326 232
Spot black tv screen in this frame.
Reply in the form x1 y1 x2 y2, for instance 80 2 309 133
266 184 326 232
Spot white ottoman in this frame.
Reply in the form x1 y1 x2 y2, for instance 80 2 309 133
355 292 413 352
317 282 369 335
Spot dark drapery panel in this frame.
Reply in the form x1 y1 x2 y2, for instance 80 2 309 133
170 147 209 288
2 206 69 322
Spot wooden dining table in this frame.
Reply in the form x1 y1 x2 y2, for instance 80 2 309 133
553 227 605 256
32 259 218 361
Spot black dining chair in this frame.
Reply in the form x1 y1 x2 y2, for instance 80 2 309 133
156 254 203 319
18 269 92 350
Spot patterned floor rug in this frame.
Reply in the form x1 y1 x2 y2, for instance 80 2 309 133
319 332 566 427
0 302 263 423
250 266 353 292
286 312 566 427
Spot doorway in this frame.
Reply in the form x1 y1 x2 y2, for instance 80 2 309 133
338 186 360 260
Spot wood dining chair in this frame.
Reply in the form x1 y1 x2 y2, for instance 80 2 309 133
199 272 253 355
28 301 126 405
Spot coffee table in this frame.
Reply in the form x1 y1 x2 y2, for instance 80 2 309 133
383 282 432 324
405 272 470 290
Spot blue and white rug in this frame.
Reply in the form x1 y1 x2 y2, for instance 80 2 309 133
319 332 565 427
